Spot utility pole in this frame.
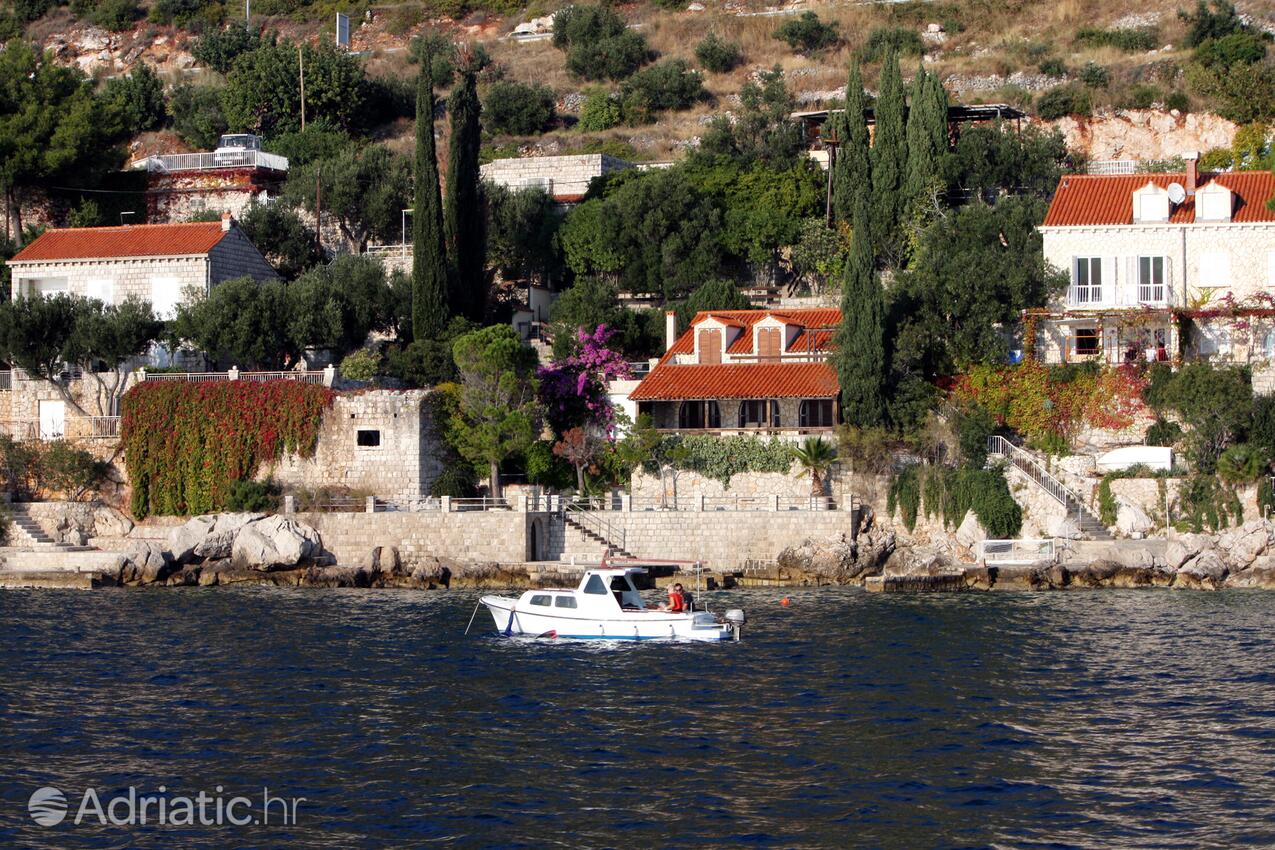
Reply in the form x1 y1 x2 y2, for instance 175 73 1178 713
314 165 322 253
298 45 306 131
245 0 250 30
823 127 840 229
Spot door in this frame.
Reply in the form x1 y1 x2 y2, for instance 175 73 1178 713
39 400 65 441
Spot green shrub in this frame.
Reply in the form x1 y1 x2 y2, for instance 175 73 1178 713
104 64 167 132
78 0 139 31
1180 0 1245 48
1200 146 1234 170
1194 31 1268 69
149 0 216 26
39 441 109 501
1217 443 1268 484
1038 58 1068 77
191 26 263 74
1098 474 1118 526
578 88 621 131
1258 476 1274 517
339 348 382 382
484 80 557 136
695 33 743 73
887 463 922 530
1036 84 1091 119
1074 26 1159 51
554 5 650 81
955 404 994 470
1178 473 1242 531
1122 84 1163 110
170 83 229 150
430 464 478 497
656 434 795 486
618 59 705 123
0 435 39 500
1166 91 1191 113
1146 416 1183 447
889 464 1022 537
13 0 54 22
1078 62 1109 89
862 25 923 60
774 12 839 55
225 478 280 512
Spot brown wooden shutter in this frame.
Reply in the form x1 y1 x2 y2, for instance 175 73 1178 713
758 328 781 361
698 329 722 364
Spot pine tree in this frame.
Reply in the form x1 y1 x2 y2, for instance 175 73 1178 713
832 63 871 227
834 195 886 428
904 66 949 211
870 48 907 253
445 64 486 322
412 53 449 341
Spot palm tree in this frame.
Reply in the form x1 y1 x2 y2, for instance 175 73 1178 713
793 437 838 501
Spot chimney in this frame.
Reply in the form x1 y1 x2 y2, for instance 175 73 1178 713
221 210 233 231
665 310 677 352
1185 152 1199 197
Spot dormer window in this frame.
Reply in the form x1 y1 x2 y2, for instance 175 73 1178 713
757 327 782 361
696 327 722 364
1133 182 1170 223
1195 182 1233 222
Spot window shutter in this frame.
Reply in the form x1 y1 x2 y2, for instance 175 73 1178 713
698 329 721 364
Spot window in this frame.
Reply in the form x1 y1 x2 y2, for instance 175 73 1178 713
1073 328 1100 356
583 575 608 595
554 595 577 609
149 276 180 321
799 399 835 428
530 594 551 606
1138 256 1166 304
697 328 722 364
1198 323 1231 356
757 327 781 361
1198 252 1230 289
739 400 778 428
678 400 721 430
85 278 114 305
1071 258 1102 304
356 429 381 447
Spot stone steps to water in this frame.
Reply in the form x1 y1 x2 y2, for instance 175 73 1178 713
561 514 634 560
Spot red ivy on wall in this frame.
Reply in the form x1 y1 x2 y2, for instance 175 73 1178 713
121 381 334 519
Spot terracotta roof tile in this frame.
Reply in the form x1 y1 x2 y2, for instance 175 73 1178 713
662 308 842 362
1042 172 1275 227
630 363 839 401
11 222 231 262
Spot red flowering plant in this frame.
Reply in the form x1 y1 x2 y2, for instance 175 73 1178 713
121 380 334 518
537 324 632 438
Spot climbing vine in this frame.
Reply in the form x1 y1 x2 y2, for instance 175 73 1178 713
646 435 796 486
888 464 1022 538
122 381 334 519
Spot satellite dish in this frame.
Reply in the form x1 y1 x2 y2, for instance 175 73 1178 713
1168 182 1187 204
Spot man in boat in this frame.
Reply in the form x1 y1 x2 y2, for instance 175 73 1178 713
659 583 686 612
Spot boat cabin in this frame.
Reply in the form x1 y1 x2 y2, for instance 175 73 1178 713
523 568 649 614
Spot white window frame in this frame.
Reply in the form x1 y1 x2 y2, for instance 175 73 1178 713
149 276 181 321
1137 256 1166 304
1071 257 1103 305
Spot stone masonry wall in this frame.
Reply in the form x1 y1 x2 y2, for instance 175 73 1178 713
9 255 208 308
269 390 446 505
631 461 853 502
297 509 535 566
479 154 631 200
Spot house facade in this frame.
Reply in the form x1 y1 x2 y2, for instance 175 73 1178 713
1033 158 1275 365
479 154 634 205
630 308 841 436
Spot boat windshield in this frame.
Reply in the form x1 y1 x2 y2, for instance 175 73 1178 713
610 575 644 610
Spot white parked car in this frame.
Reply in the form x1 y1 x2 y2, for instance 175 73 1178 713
212 134 263 166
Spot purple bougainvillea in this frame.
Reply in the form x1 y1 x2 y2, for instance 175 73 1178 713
538 324 632 436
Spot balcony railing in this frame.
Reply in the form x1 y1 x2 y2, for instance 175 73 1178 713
130 150 290 173
138 366 335 387
0 415 120 442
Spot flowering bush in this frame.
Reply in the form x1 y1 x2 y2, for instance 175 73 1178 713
953 362 1148 452
122 381 333 518
538 324 632 435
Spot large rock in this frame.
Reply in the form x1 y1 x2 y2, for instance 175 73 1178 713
1176 551 1228 589
192 513 264 561
168 516 216 564
119 541 173 585
1049 516 1082 540
1226 555 1275 589
231 516 322 570
92 506 134 539
955 510 987 551
1115 497 1154 536
1216 520 1268 569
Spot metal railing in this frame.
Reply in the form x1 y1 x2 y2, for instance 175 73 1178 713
449 496 513 511
987 436 1081 509
85 417 120 438
139 367 335 387
978 539 1057 564
1087 160 1137 175
561 499 627 553
0 371 11 391
777 495 838 511
702 495 775 511
130 150 289 173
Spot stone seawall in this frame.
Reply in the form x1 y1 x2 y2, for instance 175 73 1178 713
295 510 536 566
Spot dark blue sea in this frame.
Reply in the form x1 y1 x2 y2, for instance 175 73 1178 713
1 587 1274 848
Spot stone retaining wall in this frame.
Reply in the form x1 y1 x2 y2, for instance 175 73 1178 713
295 510 537 566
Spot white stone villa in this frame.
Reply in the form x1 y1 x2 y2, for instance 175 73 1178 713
630 308 842 435
7 214 277 315
1032 156 1275 365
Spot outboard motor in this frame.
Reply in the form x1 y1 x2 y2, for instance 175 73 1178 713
724 609 746 641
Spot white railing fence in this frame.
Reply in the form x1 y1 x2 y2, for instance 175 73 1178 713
131 151 289 173
987 436 1078 509
978 539 1057 564
138 366 335 387
1087 160 1137 175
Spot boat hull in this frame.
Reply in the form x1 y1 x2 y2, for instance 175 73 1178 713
481 596 732 642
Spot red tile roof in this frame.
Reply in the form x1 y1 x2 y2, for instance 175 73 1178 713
10 222 231 262
661 308 842 362
630 363 839 401
1042 171 1275 227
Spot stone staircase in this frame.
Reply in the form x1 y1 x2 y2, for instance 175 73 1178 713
988 436 1114 541
5 506 93 552
561 511 634 559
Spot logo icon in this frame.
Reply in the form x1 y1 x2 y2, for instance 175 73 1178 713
28 787 67 827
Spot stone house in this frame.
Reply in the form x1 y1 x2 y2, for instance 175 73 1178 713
629 308 842 436
3 215 277 430
1032 158 1275 366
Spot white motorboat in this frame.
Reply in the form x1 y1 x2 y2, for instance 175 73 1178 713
479 566 745 642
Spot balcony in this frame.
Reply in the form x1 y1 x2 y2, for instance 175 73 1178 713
1067 284 1171 310
129 151 290 174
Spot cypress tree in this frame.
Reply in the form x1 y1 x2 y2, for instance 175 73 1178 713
870 48 907 252
832 63 871 227
412 52 449 341
445 64 486 322
904 67 949 211
834 195 886 428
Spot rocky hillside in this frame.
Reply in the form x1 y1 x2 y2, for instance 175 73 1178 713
15 0 1275 163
